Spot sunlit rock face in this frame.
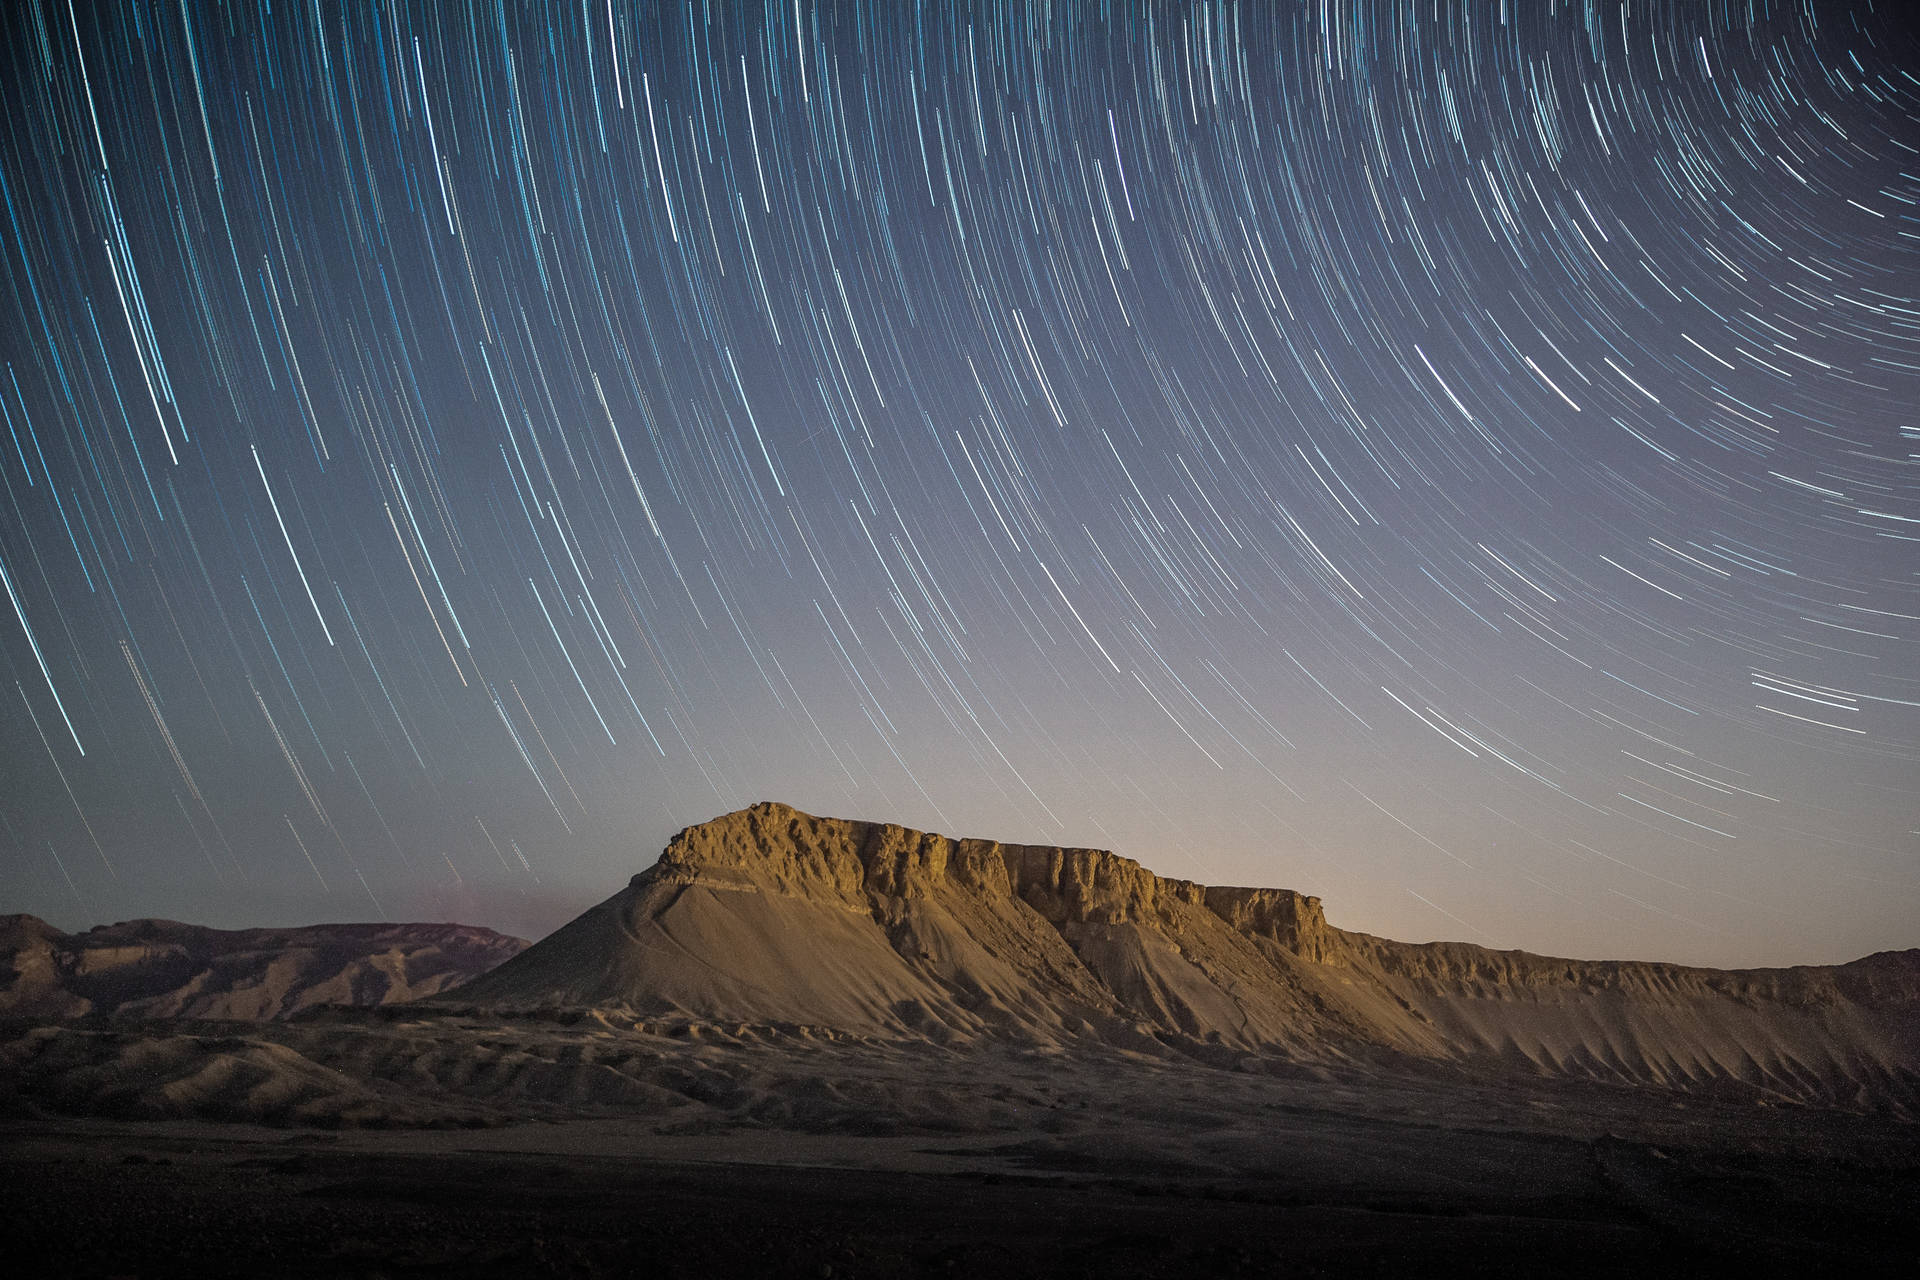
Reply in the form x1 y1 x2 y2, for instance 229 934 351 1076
444 803 1920 1112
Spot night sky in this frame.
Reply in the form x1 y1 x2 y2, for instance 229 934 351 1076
1 0 1914 966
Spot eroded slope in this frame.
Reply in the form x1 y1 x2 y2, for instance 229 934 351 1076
0 915 528 1020
445 802 1920 1111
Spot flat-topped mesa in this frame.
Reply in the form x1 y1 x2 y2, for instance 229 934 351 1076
447 802 1918 1111
654 801 1331 956
651 801 1014 904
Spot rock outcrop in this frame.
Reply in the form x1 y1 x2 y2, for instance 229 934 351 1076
445 803 1920 1112
0 915 527 1021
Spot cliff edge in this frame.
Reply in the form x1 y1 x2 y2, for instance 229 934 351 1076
446 803 1920 1111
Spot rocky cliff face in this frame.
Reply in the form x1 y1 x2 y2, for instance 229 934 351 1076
0 915 528 1020
444 803 1920 1113
1201 886 1335 964
653 801 1332 952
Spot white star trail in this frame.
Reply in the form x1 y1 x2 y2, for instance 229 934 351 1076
0 0 1911 964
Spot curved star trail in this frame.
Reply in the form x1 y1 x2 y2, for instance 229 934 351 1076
1 0 1914 964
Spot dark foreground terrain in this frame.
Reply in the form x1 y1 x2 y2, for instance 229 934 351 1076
4 1068 1916 1280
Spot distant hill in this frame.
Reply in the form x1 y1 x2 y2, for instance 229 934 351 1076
446 801 1920 1112
0 914 527 1020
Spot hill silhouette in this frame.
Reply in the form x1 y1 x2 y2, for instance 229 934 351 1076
0 914 526 1021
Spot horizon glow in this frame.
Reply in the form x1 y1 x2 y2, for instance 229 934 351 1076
1 1 1915 966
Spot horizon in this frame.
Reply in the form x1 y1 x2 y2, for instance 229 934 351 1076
11 797 1916 972
2 2 1916 971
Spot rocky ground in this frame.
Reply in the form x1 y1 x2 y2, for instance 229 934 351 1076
3 1021 1915 1278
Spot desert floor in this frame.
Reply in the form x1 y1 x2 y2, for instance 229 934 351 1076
4 1035 1916 1278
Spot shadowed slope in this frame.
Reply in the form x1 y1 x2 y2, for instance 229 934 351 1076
445 803 1920 1111
0 916 527 1021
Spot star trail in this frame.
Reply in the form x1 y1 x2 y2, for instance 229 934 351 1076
1 0 1914 965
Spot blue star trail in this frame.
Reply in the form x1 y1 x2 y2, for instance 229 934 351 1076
0 0 1913 964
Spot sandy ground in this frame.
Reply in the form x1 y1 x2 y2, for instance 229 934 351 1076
4 1038 1915 1278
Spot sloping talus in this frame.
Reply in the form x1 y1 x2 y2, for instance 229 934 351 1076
445 802 1920 1111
